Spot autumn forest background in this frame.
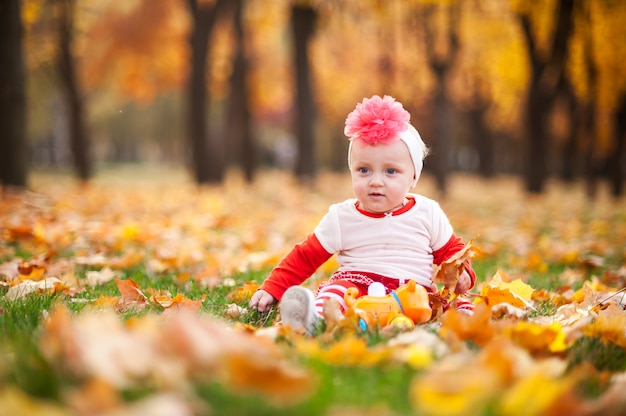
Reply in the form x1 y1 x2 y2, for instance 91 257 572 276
1 0 625 195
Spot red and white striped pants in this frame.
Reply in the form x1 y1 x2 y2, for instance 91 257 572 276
314 270 474 317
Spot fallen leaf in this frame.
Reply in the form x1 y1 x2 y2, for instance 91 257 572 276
4 277 63 301
115 279 147 311
86 267 119 287
225 281 260 303
479 285 528 309
497 368 574 415
410 359 501 416
224 351 316 406
224 303 247 319
439 302 497 346
583 303 626 348
17 261 46 281
0 386 68 416
506 321 569 354
431 240 476 292
491 302 529 320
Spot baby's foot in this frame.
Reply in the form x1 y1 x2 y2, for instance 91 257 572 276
280 286 317 335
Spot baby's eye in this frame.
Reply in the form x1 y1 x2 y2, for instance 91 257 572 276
358 167 370 174
385 168 397 175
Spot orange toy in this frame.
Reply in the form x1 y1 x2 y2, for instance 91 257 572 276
344 280 432 331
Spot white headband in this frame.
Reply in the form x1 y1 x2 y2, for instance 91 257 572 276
348 123 426 188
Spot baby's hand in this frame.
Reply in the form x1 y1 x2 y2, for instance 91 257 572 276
454 269 472 294
249 289 277 312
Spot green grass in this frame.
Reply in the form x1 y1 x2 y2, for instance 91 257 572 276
0 263 415 414
1 251 625 414
194 364 414 415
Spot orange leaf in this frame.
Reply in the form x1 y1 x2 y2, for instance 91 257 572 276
439 302 496 346
93 296 120 309
149 291 183 308
17 261 46 282
225 281 260 303
115 279 147 311
225 351 316 406
431 239 476 292
479 286 528 308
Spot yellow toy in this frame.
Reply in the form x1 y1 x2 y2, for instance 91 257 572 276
344 280 432 331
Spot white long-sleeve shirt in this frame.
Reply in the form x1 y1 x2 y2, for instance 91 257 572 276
314 194 453 290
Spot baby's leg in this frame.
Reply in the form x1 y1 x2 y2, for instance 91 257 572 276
454 297 474 315
315 279 367 316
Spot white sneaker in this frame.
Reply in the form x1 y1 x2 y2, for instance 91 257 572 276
280 286 318 335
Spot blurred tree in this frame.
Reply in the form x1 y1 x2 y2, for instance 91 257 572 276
515 0 574 193
422 1 461 195
57 0 91 182
0 0 28 188
291 3 318 183
186 0 229 184
611 95 626 197
226 0 254 182
575 1 600 199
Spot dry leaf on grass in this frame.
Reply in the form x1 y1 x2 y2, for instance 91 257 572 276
5 277 64 301
431 239 476 293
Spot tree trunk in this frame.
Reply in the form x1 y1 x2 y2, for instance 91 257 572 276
468 104 494 178
186 0 227 184
609 95 626 198
579 1 599 200
227 0 254 182
291 5 317 183
58 0 91 182
0 0 28 188
559 80 579 182
422 3 461 196
524 79 549 192
432 76 451 194
518 0 574 193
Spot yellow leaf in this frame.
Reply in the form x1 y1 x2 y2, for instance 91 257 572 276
116 223 141 241
583 303 626 348
0 387 68 416
410 364 500 416
479 286 528 309
225 281 260 303
498 371 574 415
296 336 391 367
17 261 46 282
506 321 569 354
487 271 535 301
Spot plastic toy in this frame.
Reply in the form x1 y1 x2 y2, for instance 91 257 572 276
344 280 432 331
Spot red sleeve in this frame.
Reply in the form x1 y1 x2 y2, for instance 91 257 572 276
259 233 333 301
432 234 476 289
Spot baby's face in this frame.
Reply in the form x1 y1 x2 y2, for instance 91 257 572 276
349 140 415 214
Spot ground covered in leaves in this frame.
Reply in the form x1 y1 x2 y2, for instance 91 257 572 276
1 166 626 415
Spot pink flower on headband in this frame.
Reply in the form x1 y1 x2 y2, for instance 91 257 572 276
344 95 410 145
